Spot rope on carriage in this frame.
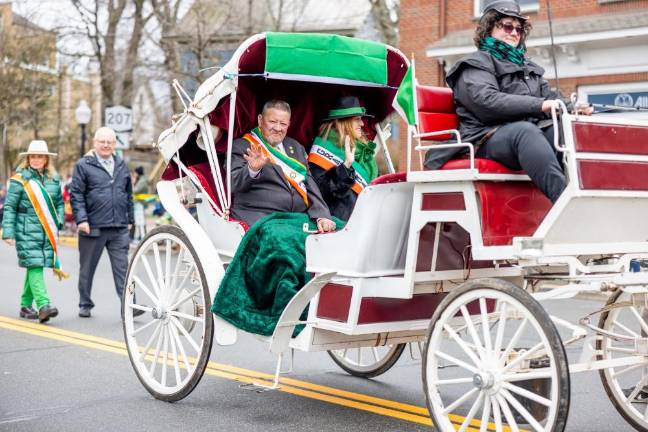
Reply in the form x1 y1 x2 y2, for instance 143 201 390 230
211 212 344 336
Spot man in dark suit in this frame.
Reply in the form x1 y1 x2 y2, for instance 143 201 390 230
231 100 336 232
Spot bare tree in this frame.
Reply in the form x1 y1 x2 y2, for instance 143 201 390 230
69 0 154 113
370 0 400 47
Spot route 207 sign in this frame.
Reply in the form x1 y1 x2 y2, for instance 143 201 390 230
105 105 133 149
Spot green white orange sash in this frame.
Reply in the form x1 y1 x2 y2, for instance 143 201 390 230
11 173 69 280
308 137 371 195
243 128 309 205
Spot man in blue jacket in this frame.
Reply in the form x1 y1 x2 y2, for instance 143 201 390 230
70 126 140 318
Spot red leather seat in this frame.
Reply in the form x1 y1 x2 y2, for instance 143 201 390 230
440 158 524 175
188 162 249 231
370 172 407 185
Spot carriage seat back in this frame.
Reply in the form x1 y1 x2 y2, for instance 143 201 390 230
416 84 523 175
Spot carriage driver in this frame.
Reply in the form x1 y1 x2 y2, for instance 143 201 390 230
230 99 336 232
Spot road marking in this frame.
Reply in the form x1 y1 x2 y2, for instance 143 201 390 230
0 315 518 431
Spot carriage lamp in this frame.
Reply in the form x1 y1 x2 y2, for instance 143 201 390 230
75 100 92 158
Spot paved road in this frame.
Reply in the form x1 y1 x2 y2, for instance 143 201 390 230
0 241 639 431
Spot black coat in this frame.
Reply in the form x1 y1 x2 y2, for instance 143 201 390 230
230 137 331 226
309 163 357 222
70 151 134 228
446 50 563 145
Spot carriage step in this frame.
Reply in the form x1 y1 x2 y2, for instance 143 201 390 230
238 381 281 393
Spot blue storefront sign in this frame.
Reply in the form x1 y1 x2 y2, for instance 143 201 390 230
588 91 648 112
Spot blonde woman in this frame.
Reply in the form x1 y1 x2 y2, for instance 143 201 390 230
2 140 66 323
308 96 378 221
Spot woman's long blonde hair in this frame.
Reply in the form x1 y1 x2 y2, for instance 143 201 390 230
17 155 57 176
319 117 368 150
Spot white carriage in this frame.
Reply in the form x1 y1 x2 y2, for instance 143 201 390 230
122 32 648 432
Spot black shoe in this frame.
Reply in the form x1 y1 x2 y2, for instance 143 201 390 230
78 307 91 318
132 308 146 318
623 386 648 403
20 306 38 319
38 305 59 323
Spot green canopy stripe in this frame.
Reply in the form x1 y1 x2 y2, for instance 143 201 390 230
265 32 388 86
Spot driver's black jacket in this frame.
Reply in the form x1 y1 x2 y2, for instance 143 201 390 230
446 50 566 146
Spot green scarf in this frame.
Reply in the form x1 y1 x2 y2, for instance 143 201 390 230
479 36 526 66
324 130 378 181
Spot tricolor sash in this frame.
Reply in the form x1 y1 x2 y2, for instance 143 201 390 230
243 128 309 205
308 137 372 195
11 173 69 280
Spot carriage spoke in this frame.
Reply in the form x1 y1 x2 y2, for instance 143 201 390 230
443 323 481 367
168 324 182 385
479 298 493 355
153 242 166 302
499 318 528 367
495 393 519 432
170 316 201 353
169 287 201 311
161 327 170 386
460 306 485 359
357 346 362 366
501 381 552 407
494 302 508 355
164 239 172 292
458 392 484 432
148 324 166 376
612 362 644 379
491 395 503 432
139 321 163 362
171 261 196 307
442 387 478 415
428 377 474 386
479 394 491 432
502 368 553 382
169 310 204 323
170 321 192 373
630 307 648 336
166 248 185 306
613 319 639 338
503 341 545 373
141 254 163 301
501 388 545 432
131 317 158 336
371 347 380 363
133 275 160 305
435 350 480 374
606 346 636 354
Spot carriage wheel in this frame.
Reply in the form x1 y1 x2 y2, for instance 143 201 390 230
123 225 214 402
423 278 570 432
328 343 406 378
597 289 648 432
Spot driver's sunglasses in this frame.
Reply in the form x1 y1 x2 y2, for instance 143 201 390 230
496 22 525 36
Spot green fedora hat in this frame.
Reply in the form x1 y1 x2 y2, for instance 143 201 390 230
323 96 373 121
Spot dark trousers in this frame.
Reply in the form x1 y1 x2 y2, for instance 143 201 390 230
478 121 566 202
78 227 129 309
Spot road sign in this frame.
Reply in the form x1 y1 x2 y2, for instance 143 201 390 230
105 105 133 133
115 131 131 150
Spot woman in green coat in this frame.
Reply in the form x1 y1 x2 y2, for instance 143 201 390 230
2 140 65 323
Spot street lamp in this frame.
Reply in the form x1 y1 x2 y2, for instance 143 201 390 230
75 100 92 158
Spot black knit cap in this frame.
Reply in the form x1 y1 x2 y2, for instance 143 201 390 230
481 0 528 21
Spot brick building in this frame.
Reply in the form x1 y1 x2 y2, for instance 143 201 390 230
400 0 648 112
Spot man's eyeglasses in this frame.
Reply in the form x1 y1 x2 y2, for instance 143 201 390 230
496 22 525 36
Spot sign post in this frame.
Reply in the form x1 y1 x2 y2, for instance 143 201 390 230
105 105 133 150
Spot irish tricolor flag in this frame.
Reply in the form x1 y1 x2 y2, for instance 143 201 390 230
393 59 418 126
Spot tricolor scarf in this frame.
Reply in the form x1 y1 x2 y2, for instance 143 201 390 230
243 128 309 205
479 36 526 66
11 172 69 280
308 131 378 195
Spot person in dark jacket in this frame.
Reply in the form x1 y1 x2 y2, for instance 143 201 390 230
2 140 64 323
444 0 592 202
308 96 379 221
70 126 141 318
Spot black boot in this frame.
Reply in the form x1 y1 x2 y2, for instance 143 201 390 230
38 305 59 323
19 306 38 319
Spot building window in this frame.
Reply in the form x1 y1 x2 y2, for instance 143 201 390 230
474 0 540 17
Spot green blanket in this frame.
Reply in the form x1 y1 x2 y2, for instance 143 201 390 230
211 212 343 336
